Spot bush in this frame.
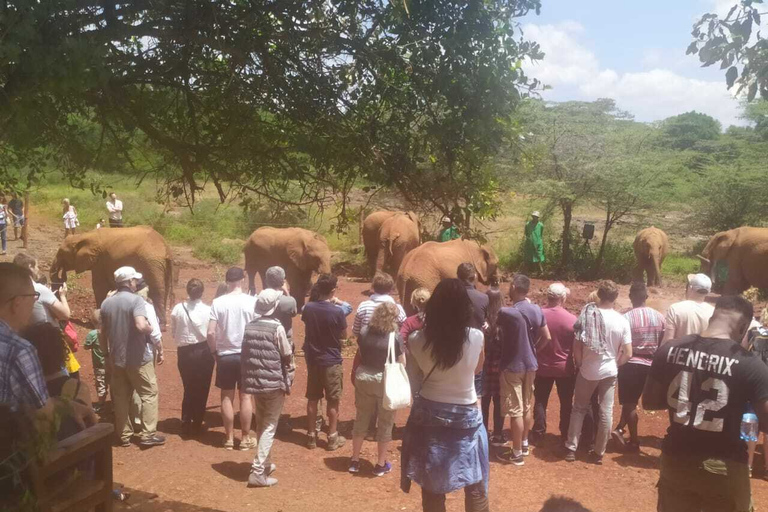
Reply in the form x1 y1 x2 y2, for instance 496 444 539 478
193 240 244 266
498 228 635 283
662 253 700 280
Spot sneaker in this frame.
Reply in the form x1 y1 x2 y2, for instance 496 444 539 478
247 473 278 488
224 439 235 450
139 434 166 447
306 433 317 450
564 449 576 462
326 433 347 451
239 438 257 451
118 439 132 448
490 435 507 447
348 460 361 474
611 429 626 450
587 451 603 465
495 450 524 466
266 463 277 476
373 461 392 477
521 445 530 457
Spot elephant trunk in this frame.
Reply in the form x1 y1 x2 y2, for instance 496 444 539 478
696 254 712 274
318 258 332 276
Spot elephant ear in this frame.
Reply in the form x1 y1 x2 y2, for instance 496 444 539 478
286 236 308 271
73 235 100 273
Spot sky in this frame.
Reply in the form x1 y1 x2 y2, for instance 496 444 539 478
520 0 745 127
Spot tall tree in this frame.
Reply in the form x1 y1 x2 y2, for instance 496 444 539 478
659 111 722 150
513 99 632 269
0 0 543 226
688 1 768 100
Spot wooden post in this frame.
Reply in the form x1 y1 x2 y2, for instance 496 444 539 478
21 190 29 249
358 207 365 245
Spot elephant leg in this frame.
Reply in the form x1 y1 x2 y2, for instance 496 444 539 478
258 271 267 293
724 266 748 295
144 267 167 329
247 269 257 295
376 243 388 274
92 276 110 311
289 274 310 311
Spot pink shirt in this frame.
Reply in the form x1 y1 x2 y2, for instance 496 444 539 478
538 306 577 378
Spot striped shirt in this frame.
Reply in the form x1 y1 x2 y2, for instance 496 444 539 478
352 294 406 337
0 320 49 411
623 306 665 366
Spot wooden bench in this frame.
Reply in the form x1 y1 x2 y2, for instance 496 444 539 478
31 422 115 512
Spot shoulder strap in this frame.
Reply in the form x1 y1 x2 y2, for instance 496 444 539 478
421 362 438 387
387 331 396 364
182 302 206 343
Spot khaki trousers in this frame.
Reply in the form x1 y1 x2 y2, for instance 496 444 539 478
112 362 159 442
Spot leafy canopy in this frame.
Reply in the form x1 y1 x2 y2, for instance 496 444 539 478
0 0 543 223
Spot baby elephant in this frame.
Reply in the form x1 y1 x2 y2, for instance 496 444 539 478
633 227 669 287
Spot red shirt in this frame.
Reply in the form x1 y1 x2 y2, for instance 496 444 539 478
538 306 577 378
400 314 424 349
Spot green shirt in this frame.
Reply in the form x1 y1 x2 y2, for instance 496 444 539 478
439 226 460 242
84 329 105 368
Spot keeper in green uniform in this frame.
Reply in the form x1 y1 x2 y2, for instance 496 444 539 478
524 211 545 273
438 217 460 242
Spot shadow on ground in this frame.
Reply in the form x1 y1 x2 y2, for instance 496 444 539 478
115 486 230 511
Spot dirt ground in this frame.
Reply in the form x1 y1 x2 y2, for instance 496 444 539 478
3 217 768 512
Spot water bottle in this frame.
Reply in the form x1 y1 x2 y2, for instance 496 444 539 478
740 412 759 443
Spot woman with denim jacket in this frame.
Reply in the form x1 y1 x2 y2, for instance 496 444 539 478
401 278 488 512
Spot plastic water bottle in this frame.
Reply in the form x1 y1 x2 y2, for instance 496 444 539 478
740 412 759 443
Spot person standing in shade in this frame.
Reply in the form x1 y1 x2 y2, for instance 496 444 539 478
107 192 124 228
171 278 214 436
207 267 257 450
643 296 768 512
84 310 108 412
100 266 165 447
400 288 431 394
243 288 295 488
8 192 23 242
438 217 460 242
612 282 665 452
301 273 348 451
663 273 715 343
531 283 578 445
457 263 490 402
263 266 297 347
564 280 631 464
524 211 545 274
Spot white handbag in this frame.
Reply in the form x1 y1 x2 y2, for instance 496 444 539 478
382 332 412 411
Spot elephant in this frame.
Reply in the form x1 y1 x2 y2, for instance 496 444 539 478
698 227 768 294
363 211 420 276
50 226 175 328
243 227 332 309
396 239 499 315
633 227 669 287
362 211 399 273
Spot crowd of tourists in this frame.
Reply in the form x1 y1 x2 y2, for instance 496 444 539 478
2 247 768 512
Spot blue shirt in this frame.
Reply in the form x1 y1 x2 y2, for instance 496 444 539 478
301 300 348 367
0 320 49 411
498 306 537 373
514 299 547 345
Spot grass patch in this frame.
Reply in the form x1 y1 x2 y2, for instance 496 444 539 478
662 253 700 280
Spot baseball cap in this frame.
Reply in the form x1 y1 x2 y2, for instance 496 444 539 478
255 288 282 316
114 266 142 283
441 216 452 224
687 273 712 294
532 211 541 217
547 282 569 298
225 267 245 283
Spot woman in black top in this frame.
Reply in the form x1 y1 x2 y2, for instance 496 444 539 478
349 302 405 476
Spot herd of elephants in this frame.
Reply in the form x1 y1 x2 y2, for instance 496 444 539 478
46 210 768 326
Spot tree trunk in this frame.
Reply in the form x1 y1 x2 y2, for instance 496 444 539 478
561 201 572 269
21 190 29 249
595 210 612 275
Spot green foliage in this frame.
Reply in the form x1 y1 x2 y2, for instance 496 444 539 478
662 253 700 279
0 0 544 233
689 3 768 100
659 111 722 150
692 165 768 233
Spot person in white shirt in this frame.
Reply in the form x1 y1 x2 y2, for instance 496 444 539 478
663 273 715 343
107 192 124 228
352 272 406 336
207 267 257 450
171 278 213 436
564 280 632 464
